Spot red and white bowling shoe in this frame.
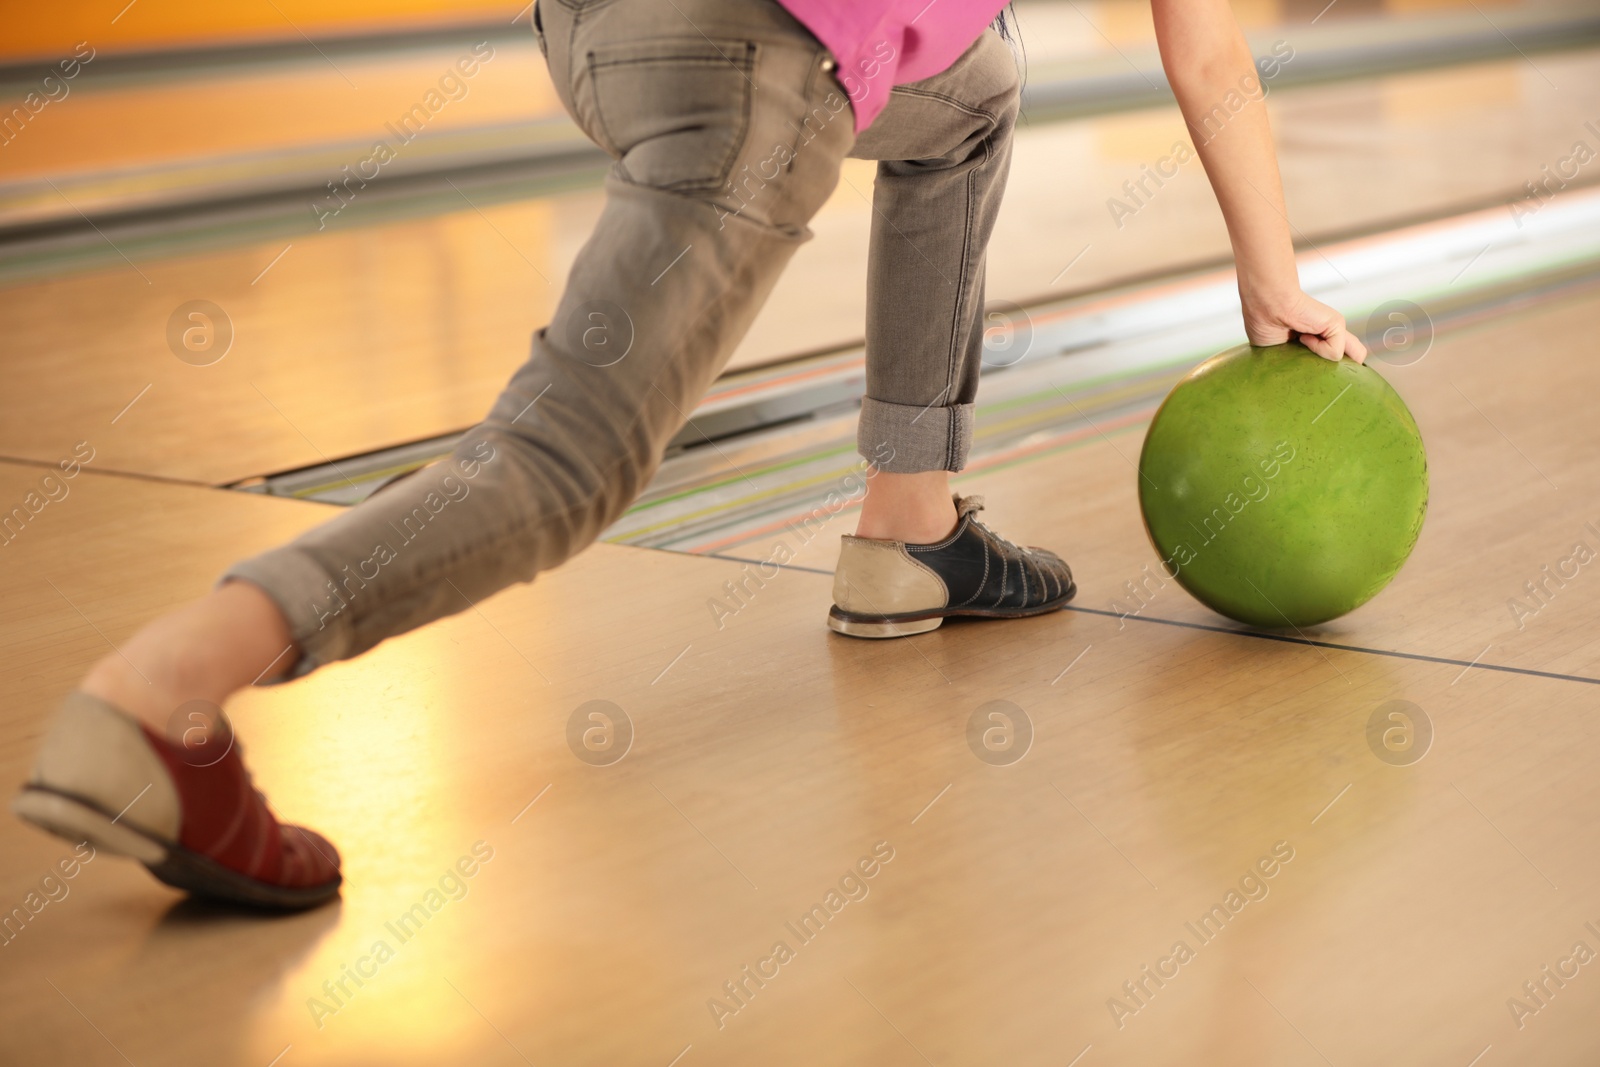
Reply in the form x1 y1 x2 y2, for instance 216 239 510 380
13 692 341 909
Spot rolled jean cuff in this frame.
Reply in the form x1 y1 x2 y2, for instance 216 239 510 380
220 546 351 683
857 397 974 473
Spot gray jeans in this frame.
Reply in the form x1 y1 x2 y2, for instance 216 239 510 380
227 0 1020 675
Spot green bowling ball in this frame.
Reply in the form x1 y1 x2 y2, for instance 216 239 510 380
1137 340 1428 628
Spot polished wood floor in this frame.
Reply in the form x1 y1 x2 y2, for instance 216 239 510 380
2 288 1597 1065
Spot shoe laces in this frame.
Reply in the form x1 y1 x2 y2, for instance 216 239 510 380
960 496 1021 550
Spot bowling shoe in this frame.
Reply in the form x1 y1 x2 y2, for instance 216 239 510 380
829 494 1076 638
12 692 342 909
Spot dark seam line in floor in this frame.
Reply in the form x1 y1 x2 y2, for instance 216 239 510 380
1064 605 1600 686
704 552 835 575
625 549 1600 686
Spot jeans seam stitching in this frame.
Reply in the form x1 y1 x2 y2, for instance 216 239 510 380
945 136 986 468
589 52 753 70
888 84 996 125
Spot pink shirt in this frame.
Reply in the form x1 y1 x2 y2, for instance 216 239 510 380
775 1 1009 131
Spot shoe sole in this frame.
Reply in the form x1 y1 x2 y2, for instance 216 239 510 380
827 581 1078 639
12 785 341 910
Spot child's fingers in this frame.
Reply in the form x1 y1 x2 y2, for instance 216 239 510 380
1345 329 1369 364
1246 320 1292 347
1297 329 1339 361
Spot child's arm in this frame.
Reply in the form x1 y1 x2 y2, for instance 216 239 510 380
1151 0 1367 363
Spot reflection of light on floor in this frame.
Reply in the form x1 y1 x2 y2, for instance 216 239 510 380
230 633 495 1058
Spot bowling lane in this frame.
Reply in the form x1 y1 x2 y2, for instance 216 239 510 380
4 48 1599 485
708 285 1600 683
0 36 561 195
2 458 1598 1064
0 0 522 61
6 0 1579 209
16 0 1552 222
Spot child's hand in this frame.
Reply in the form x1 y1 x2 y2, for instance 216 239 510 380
1241 288 1368 364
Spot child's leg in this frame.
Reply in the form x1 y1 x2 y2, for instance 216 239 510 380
829 33 1075 638
850 30 1023 543
27 0 856 904
90 0 855 718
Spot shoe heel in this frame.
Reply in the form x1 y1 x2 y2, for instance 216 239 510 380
827 612 944 639
12 787 167 865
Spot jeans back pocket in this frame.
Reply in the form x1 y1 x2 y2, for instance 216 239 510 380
584 38 756 192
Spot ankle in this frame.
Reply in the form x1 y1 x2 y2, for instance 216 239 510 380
854 470 959 544
81 646 197 738
79 582 297 738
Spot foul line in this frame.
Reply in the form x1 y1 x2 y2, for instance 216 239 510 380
609 550 1599 686
1063 605 1600 686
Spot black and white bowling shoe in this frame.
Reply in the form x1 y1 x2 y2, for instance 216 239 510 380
828 495 1076 638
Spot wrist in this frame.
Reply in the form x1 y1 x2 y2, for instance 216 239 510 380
1231 238 1300 309
1237 272 1300 311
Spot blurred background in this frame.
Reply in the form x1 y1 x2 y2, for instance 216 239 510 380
1 0 1597 504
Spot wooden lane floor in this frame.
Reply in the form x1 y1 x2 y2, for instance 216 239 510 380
0 36 563 197
2 301 1598 1064
5 49 1600 485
